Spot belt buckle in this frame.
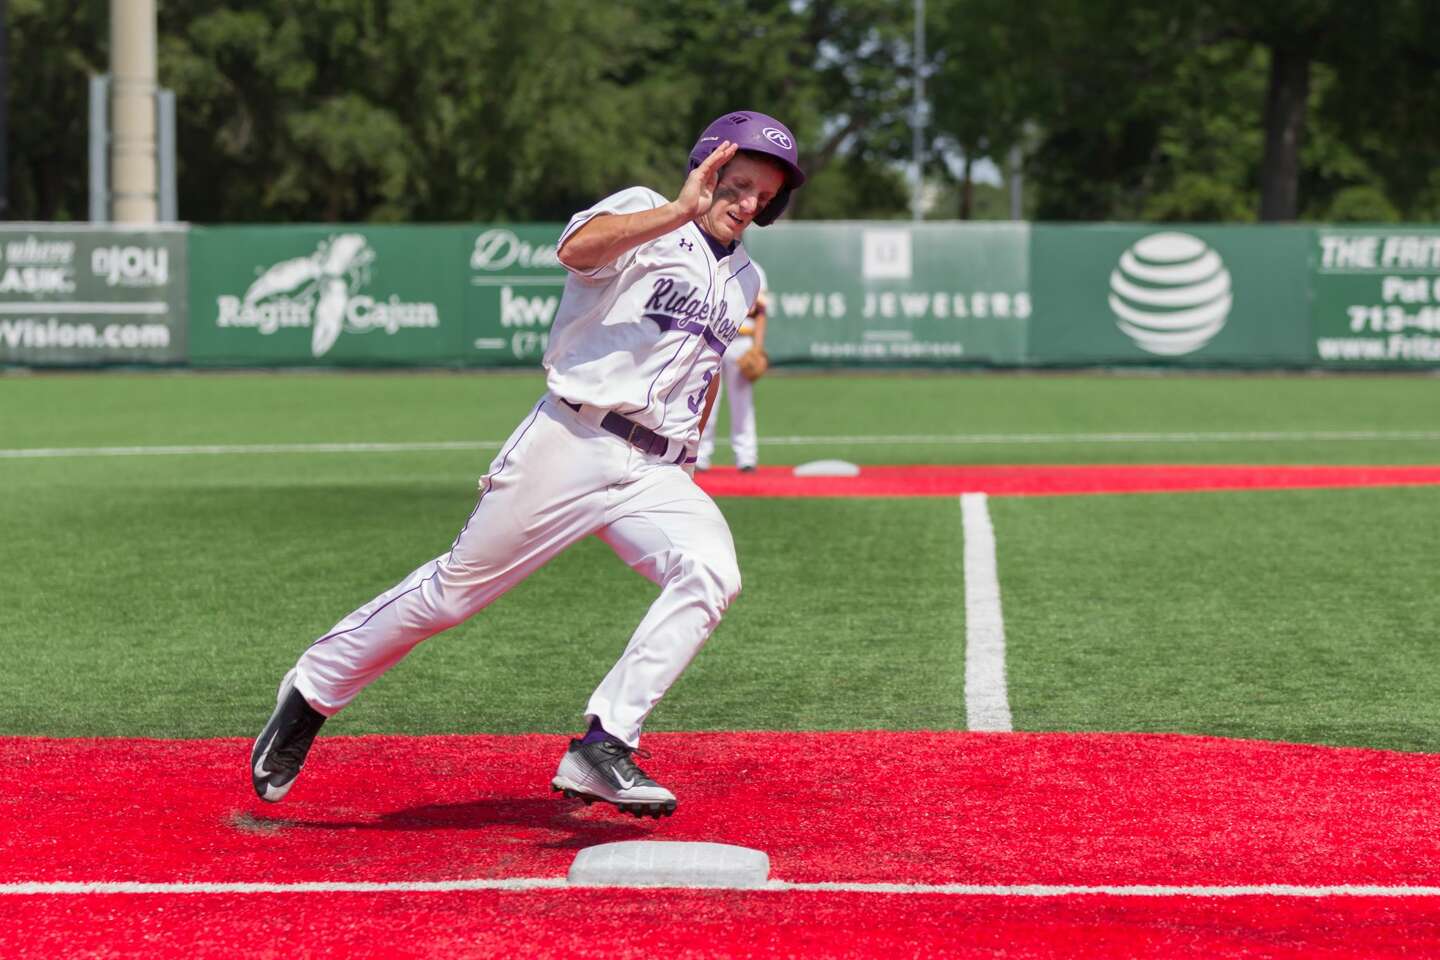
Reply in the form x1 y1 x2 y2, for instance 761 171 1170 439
625 421 641 447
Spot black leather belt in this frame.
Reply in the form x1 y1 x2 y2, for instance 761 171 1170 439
561 399 671 458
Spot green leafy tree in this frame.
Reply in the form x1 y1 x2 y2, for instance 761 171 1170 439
160 0 683 222
946 0 1206 220
11 0 1434 224
798 154 910 219
1140 40 1264 222
644 0 916 221
1200 0 1382 220
5 0 929 224
7 0 107 219
155 0 925 222
925 0 1033 219
935 0 1436 223
1308 0 1440 220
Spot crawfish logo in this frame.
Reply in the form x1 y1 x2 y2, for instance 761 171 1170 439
241 234 373 356
217 234 440 356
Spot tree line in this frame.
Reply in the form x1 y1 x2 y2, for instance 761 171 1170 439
9 0 1438 223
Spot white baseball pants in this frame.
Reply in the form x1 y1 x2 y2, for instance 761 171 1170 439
697 334 758 469
291 395 741 747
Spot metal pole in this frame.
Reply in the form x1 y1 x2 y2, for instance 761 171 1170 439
912 0 925 221
1008 142 1022 221
90 74 111 223
110 0 158 223
157 88 176 221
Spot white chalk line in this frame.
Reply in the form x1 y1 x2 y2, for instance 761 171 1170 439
4 430 1439 460
961 493 1012 732
0 441 484 459
6 879 1440 897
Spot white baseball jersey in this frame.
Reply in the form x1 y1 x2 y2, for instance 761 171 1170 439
545 187 764 446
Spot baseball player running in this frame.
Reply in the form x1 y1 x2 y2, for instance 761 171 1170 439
697 260 769 472
251 110 806 818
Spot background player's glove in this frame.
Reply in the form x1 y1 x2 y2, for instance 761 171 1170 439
738 348 769 382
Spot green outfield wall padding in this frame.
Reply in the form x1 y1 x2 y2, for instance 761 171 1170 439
1028 224 1313 367
188 225 471 367
1310 227 1440 368
0 225 188 366
7 222 1440 370
744 222 1030 365
461 225 568 368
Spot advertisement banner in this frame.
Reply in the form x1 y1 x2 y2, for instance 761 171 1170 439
188 226 467 366
1311 228 1440 367
462 224 566 368
744 222 1030 365
0 225 187 365
1028 225 1312 366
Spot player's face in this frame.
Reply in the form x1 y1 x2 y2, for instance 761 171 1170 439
700 153 786 243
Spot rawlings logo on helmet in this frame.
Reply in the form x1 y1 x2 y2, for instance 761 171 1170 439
761 127 793 150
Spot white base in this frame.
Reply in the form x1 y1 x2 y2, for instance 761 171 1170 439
794 459 860 477
568 840 770 889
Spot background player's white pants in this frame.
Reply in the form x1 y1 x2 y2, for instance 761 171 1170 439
291 396 741 748
697 334 758 470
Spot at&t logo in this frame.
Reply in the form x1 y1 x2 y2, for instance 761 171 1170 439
1108 232 1232 356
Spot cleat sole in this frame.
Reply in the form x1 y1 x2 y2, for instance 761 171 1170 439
551 780 675 817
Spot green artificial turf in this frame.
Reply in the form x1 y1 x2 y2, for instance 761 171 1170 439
6 368 1440 464
996 486 1440 752
0 480 966 738
2 370 1439 748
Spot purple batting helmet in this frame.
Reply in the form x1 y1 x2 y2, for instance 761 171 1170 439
689 110 805 226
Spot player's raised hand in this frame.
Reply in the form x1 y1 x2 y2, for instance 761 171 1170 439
560 140 739 271
677 141 738 219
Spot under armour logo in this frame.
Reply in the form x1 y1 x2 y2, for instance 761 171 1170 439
679 239 694 251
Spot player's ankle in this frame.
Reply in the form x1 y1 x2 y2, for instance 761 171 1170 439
580 716 612 745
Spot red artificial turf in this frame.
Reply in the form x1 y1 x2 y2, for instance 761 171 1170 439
7 731 1440 958
9 889 1440 959
4 731 1440 885
695 464 1440 497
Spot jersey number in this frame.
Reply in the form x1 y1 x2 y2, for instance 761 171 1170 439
687 371 714 415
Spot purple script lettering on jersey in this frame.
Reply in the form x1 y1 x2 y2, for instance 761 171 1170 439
644 277 712 323
709 303 738 344
642 277 736 354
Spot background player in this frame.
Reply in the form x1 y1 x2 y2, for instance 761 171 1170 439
697 260 769 472
251 110 806 818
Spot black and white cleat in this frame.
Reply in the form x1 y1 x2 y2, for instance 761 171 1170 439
250 669 327 803
550 738 678 818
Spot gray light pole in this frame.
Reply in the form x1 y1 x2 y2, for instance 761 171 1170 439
1009 143 1022 221
911 0 925 222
